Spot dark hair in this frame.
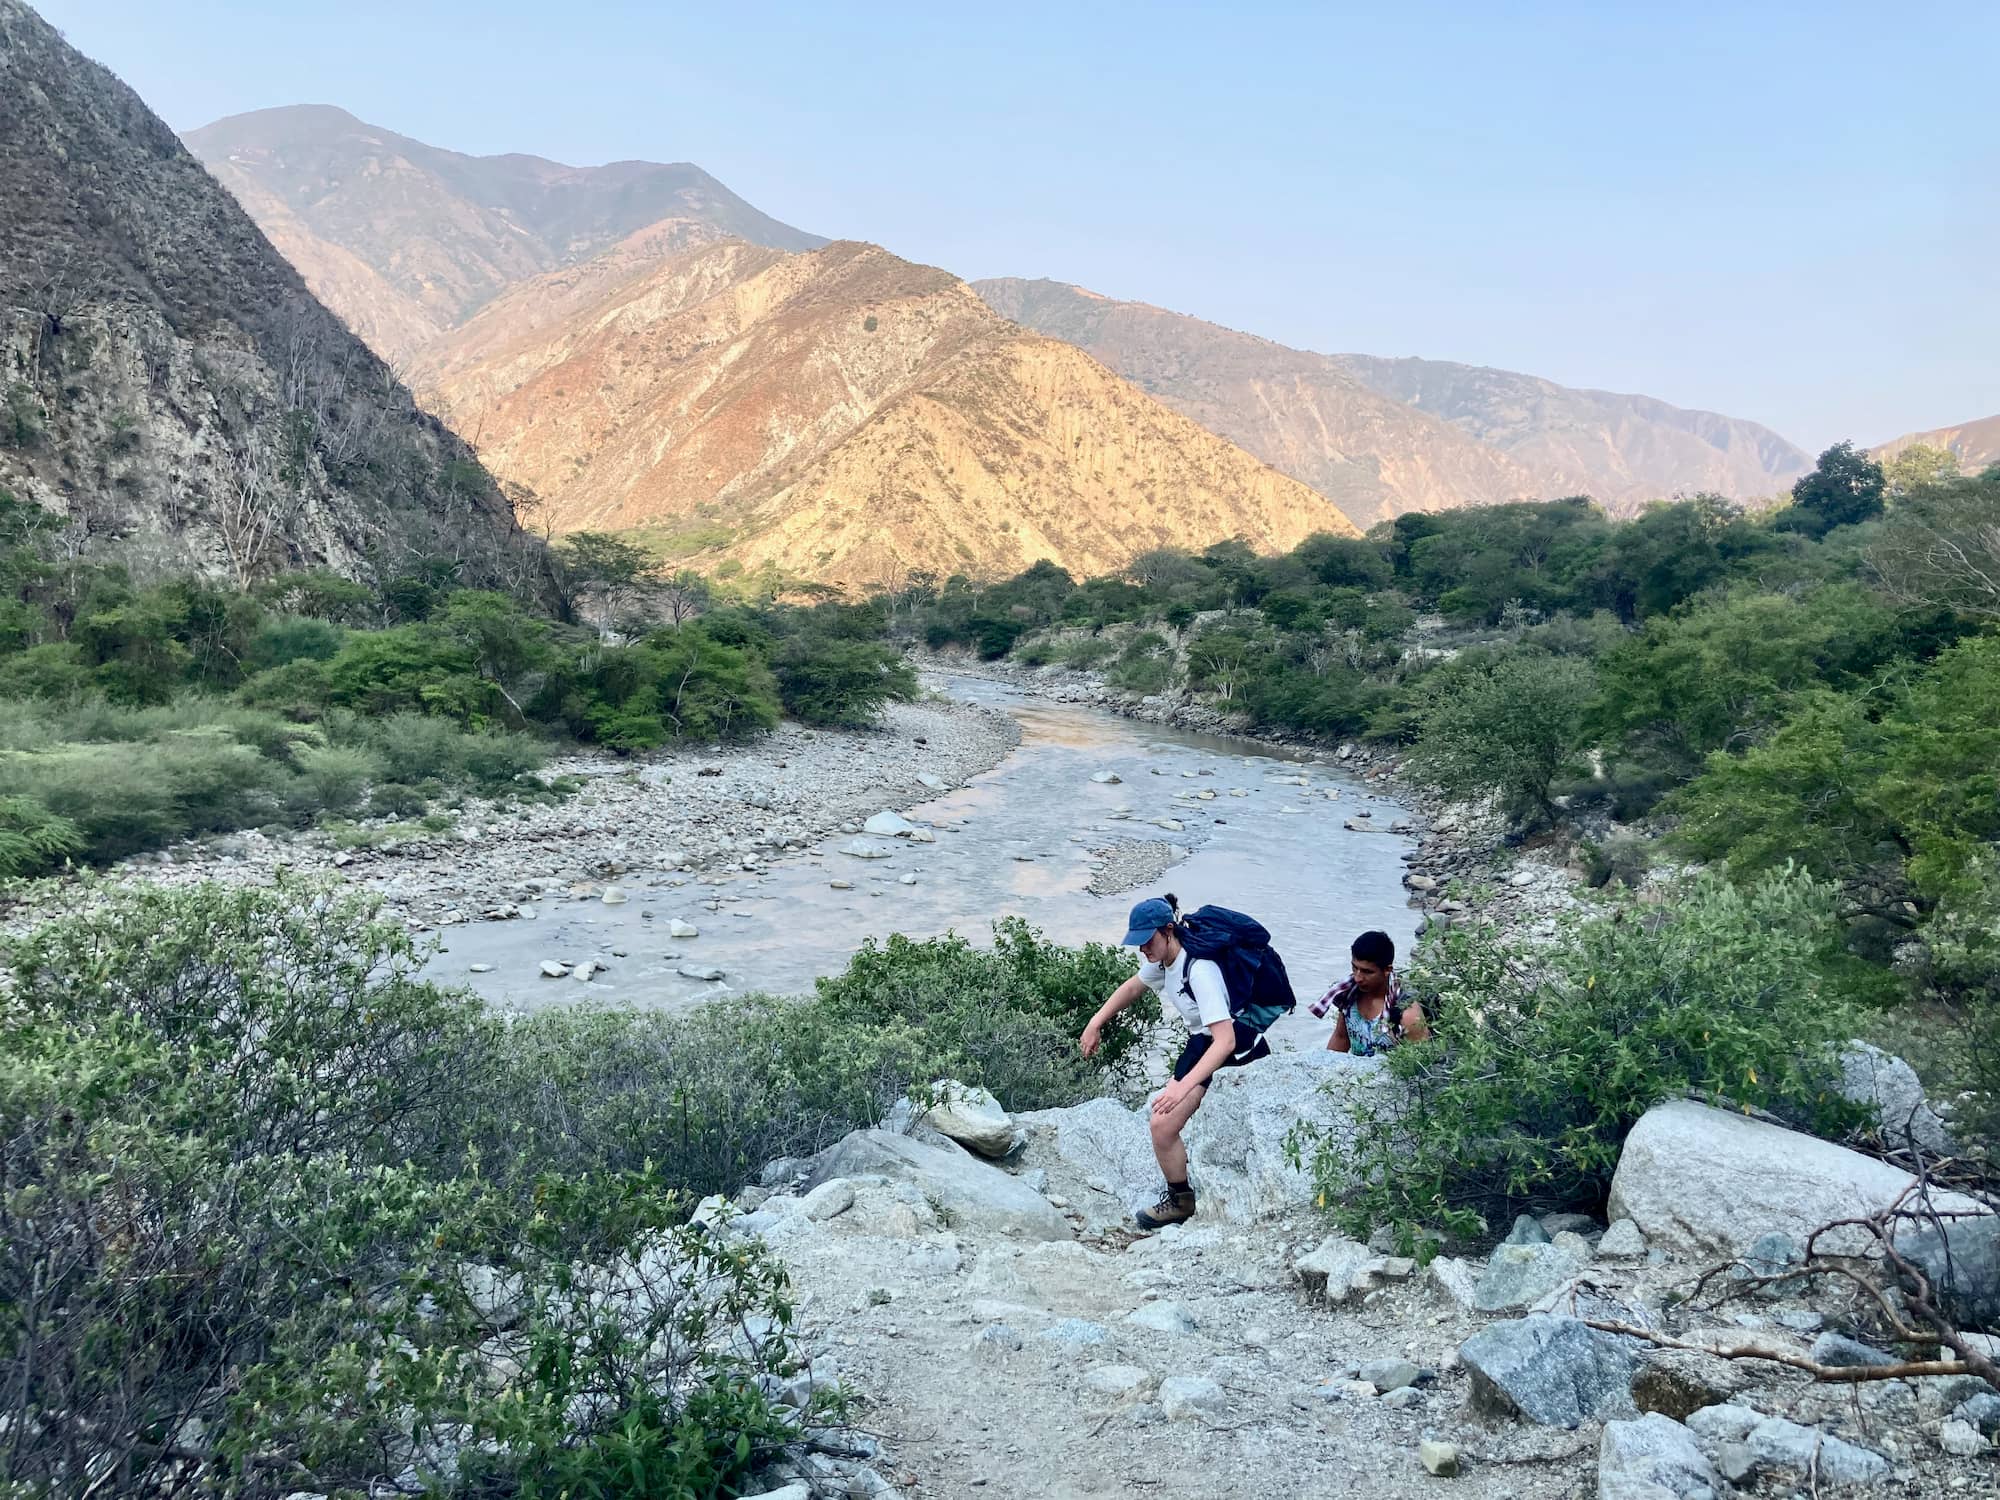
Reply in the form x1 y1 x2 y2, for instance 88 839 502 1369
1161 893 1180 917
1351 930 1395 968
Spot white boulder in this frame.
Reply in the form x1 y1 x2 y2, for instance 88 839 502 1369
1607 1099 1985 1258
924 1081 1016 1158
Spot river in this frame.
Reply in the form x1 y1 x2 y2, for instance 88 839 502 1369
427 676 1417 1044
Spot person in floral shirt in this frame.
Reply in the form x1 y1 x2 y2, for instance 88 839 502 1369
1310 930 1430 1055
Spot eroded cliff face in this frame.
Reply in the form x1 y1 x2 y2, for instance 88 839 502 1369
0 0 532 588
1872 413 2000 473
419 240 1357 586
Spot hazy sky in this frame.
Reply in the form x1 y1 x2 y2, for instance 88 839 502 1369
36 0 1998 449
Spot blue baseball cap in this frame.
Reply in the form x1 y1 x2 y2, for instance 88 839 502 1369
1121 897 1176 946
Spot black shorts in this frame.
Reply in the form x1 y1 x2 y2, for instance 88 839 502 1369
1172 1028 1273 1087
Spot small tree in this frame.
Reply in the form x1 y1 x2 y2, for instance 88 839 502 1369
1883 442 1961 501
552 531 662 623
1778 441 1887 539
1408 649 1596 827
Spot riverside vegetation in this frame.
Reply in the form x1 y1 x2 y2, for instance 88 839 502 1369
4 442 1997 1494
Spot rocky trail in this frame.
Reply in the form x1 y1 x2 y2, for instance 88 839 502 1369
719 1054 1997 1500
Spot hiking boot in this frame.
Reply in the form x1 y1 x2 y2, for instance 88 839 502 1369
1135 1185 1197 1231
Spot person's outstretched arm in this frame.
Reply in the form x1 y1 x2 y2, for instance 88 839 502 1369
1081 973 1148 1056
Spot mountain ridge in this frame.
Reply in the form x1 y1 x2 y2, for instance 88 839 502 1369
419 239 1361 586
184 104 824 364
975 277 1545 527
1871 412 2000 473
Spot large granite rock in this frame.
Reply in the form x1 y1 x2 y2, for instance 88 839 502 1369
1837 1041 1952 1156
806 1131 1071 1242
1016 1050 1401 1225
1607 1100 1985 1258
1598 1414 1719 1500
1474 1239 1589 1313
1460 1316 1639 1427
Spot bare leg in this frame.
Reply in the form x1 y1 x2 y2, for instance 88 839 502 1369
1149 1084 1206 1183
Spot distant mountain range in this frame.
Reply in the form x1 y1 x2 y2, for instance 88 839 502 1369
0 5 522 587
1872 413 2000 474
172 103 1880 585
976 280 1812 518
416 239 1357 586
185 105 823 365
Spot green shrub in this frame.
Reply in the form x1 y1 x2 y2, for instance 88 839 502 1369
1298 869 1869 1250
0 879 805 1499
0 794 82 877
772 635 917 727
247 611 345 670
0 645 92 701
291 741 381 813
1407 648 1596 827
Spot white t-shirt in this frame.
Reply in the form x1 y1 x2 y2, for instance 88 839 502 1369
1139 951 1232 1034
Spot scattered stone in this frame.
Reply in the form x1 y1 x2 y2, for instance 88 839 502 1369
863 811 918 837
538 960 570 978
1598 1218 1648 1260
839 839 894 860
570 960 598 982
1939 1419 1986 1458
467 962 493 973
1083 1364 1154 1399
1838 1041 1954 1155
925 1082 1015 1158
1684 1404 1762 1445
1732 1229 1803 1281
967 1322 1024 1355
807 1130 1070 1241
600 886 628 904
678 965 725 981
800 1180 856 1222
1630 1348 1750 1421
1460 1316 1638 1427
1158 1375 1227 1424
668 918 699 938
1474 1241 1588 1313
1380 1386 1423 1409
1424 1256 1481 1312
1091 771 1122 784
1126 1302 1200 1336
1810 1332 1896 1369
830 880 854 890
1598 1414 1719 1500
1418 1438 1459 1477
898 873 918 885
1505 1213 1552 1245
1294 1234 1383 1305
915 772 948 791
1358 1358 1422 1393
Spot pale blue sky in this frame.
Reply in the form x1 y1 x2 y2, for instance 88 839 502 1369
36 0 1998 448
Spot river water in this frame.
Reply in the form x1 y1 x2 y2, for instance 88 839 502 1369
428 677 1417 1045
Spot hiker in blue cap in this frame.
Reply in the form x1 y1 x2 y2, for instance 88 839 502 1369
1080 893 1276 1229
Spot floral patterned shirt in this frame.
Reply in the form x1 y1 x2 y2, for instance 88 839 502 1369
1309 975 1409 1057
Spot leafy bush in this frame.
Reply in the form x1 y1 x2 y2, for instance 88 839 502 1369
0 794 82 877
291 740 381 814
1407 649 1596 826
772 634 917 727
1299 869 1868 1249
0 880 806 1499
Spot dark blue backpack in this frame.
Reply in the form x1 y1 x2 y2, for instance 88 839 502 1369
1174 905 1297 1033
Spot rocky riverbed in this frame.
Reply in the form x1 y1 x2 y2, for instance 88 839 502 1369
34 689 1019 935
